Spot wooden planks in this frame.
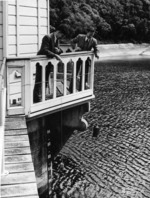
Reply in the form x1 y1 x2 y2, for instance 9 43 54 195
5 141 30 148
1 172 37 185
5 162 34 173
5 135 29 142
5 117 27 130
5 147 31 155
1 116 39 198
1 183 38 197
5 154 32 164
10 196 39 198
5 129 27 136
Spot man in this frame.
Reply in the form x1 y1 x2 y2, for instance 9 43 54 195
34 27 64 103
69 27 99 92
71 26 99 58
37 27 64 61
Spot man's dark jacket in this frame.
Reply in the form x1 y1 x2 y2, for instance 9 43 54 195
37 33 63 57
34 33 62 103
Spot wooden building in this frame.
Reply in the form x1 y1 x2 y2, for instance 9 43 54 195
0 0 95 197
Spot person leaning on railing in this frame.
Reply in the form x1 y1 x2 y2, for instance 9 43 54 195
33 26 65 103
69 27 99 92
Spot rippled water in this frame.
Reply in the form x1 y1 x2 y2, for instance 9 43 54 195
51 57 150 198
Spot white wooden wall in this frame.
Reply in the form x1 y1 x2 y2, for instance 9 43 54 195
5 0 49 57
0 1 3 66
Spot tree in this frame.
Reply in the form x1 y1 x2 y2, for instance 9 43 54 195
97 21 112 40
50 0 150 43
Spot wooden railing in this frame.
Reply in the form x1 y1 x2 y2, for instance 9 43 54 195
0 58 6 175
6 51 95 117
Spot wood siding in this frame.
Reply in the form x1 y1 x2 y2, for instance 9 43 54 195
7 0 49 57
0 1 3 65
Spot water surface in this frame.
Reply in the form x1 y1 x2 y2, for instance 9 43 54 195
52 56 150 198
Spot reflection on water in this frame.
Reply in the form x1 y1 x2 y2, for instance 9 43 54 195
51 56 150 197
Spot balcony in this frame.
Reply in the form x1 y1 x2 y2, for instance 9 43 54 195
6 51 95 118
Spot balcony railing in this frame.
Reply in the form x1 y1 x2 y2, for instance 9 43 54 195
6 51 95 117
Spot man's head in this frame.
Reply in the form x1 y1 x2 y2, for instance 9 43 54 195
55 30 64 39
86 27 95 39
55 25 66 39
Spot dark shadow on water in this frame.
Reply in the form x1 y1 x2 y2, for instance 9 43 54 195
50 154 87 197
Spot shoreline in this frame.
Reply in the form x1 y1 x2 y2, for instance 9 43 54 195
61 43 150 58
98 43 150 58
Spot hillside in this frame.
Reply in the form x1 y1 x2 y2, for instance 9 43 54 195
50 0 150 43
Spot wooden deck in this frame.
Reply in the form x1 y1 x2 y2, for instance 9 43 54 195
1 116 39 198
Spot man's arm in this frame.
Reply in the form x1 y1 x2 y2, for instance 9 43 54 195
93 39 99 59
39 35 55 58
39 36 62 61
70 35 80 50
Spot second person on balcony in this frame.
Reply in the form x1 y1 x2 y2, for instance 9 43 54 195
69 26 99 92
71 26 99 59
34 26 65 103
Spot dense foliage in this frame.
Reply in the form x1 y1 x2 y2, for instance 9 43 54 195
50 0 150 43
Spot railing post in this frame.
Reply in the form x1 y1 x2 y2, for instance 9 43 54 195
73 60 77 93
63 62 67 96
24 60 33 116
42 65 46 101
90 54 95 90
81 60 85 91
52 60 58 99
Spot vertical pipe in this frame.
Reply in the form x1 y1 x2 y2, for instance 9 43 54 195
0 88 4 126
37 0 40 50
47 0 50 34
3 1 8 58
16 0 20 56
1 88 7 175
